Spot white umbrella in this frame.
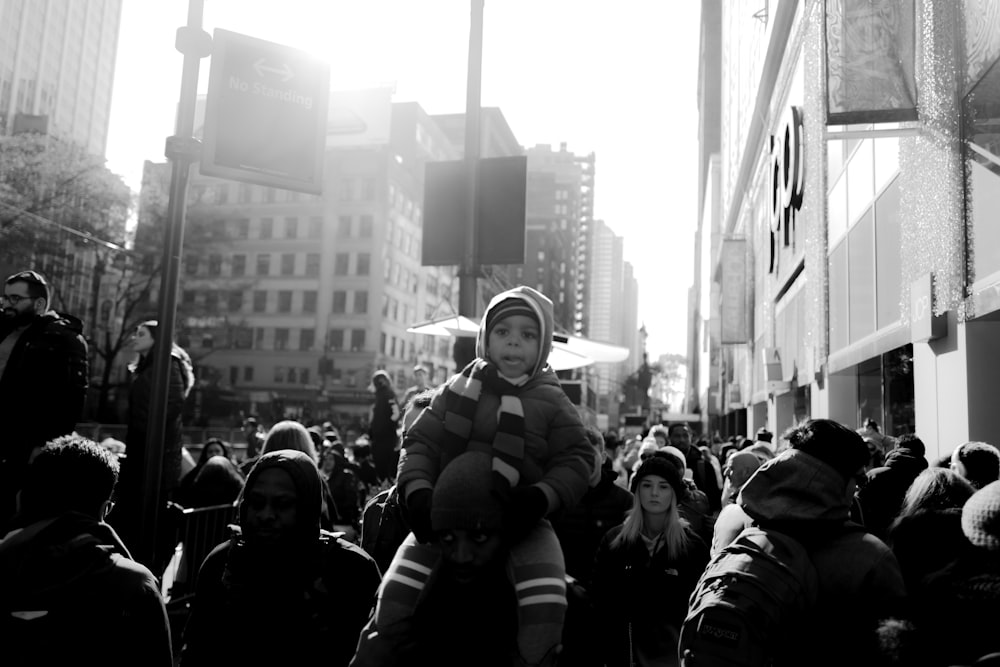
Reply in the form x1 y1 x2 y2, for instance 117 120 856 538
407 316 630 371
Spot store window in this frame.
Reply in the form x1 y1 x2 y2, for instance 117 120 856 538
848 209 875 343
965 48 1000 283
856 344 915 437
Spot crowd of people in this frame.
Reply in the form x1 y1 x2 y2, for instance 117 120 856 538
1 273 999 666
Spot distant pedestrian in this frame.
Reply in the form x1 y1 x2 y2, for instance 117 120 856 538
0 270 88 531
856 433 929 540
401 364 431 411
369 370 401 482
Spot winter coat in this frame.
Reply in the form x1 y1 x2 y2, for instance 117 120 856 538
360 484 407 575
591 524 709 667
551 466 634 586
737 448 907 667
0 312 87 525
684 445 722 513
0 513 171 667
857 447 928 540
181 451 381 667
888 508 969 595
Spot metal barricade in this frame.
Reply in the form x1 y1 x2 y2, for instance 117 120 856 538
162 501 237 602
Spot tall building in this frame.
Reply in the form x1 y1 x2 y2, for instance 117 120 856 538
137 96 464 428
696 0 1000 459
0 0 123 157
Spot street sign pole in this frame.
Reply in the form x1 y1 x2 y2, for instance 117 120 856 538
455 0 484 369
137 0 211 567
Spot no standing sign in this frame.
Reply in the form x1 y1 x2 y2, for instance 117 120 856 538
201 29 330 194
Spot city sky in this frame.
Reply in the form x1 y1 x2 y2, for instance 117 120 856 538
105 0 702 361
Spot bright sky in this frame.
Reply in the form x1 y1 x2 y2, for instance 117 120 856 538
106 0 702 361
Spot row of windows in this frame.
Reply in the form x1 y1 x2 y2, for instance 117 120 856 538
201 215 377 242
182 289 371 315
200 326 367 352
186 253 321 278
379 332 415 361
227 365 312 385
189 183 320 205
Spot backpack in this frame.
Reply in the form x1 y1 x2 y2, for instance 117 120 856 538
679 525 819 667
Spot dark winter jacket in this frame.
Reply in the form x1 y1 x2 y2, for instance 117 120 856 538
551 466 634 587
360 484 407 575
857 447 928 539
180 451 381 667
684 445 722 513
737 449 907 667
591 524 709 667
888 507 968 595
0 312 87 525
0 513 171 667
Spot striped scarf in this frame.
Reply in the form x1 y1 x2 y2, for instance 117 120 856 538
440 358 526 488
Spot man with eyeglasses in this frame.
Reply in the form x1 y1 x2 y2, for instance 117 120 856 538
0 270 88 532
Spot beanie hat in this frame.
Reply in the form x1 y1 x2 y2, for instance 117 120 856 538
484 298 540 338
431 452 504 533
788 419 870 482
961 479 1000 551
476 286 554 377
631 451 685 499
660 446 687 473
953 441 1000 490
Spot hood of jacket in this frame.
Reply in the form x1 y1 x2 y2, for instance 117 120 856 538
239 449 322 546
882 447 929 475
0 512 132 600
476 285 554 379
739 448 853 524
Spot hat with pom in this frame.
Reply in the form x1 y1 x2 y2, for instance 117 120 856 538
631 451 685 499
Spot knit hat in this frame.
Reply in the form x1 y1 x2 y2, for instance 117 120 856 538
431 452 504 533
631 451 685 499
476 286 555 378
961 479 1000 551
788 419 870 482
952 441 1000 490
660 445 687 473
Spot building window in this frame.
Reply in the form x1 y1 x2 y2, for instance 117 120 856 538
300 368 310 385
357 252 370 276
337 216 352 237
208 254 222 276
265 188 276 203
287 367 297 383
256 254 271 276
360 215 373 238
280 253 295 276
332 290 347 313
238 183 252 203
362 177 376 200
327 329 344 351
285 217 298 239
334 253 349 276
230 366 239 385
380 331 387 354
243 366 254 382
354 290 368 314
351 329 366 351
204 291 219 311
185 255 199 276
300 328 315 351
277 290 292 313
305 253 320 277
308 216 323 239
339 178 354 201
302 290 317 313
231 254 246 277
253 290 267 313
255 327 265 348
216 184 229 203
228 290 243 312
274 328 289 350
274 366 286 383
232 218 249 239
259 217 273 239
232 326 252 349
182 290 196 306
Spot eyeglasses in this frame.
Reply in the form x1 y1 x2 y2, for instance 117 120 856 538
0 294 36 305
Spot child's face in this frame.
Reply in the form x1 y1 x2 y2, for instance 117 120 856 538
487 314 540 377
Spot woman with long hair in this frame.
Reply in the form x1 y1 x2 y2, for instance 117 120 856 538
112 319 193 552
591 452 709 667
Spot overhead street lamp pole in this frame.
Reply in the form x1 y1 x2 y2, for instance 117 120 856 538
455 0 484 369
136 0 211 567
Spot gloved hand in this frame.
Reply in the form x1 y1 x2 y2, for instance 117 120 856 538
404 488 434 544
503 485 548 545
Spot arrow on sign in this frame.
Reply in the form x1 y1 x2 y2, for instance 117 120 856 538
253 58 293 82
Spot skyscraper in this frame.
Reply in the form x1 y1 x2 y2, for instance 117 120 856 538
0 0 123 157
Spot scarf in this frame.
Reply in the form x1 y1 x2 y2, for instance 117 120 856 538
440 358 526 489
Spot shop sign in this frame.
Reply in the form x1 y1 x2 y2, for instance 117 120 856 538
769 106 804 274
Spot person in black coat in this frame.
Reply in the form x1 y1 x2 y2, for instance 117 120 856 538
857 433 929 540
181 450 381 667
0 270 88 532
113 320 193 557
550 426 634 588
368 370 401 482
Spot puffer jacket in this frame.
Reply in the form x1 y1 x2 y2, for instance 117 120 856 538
857 447 928 539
